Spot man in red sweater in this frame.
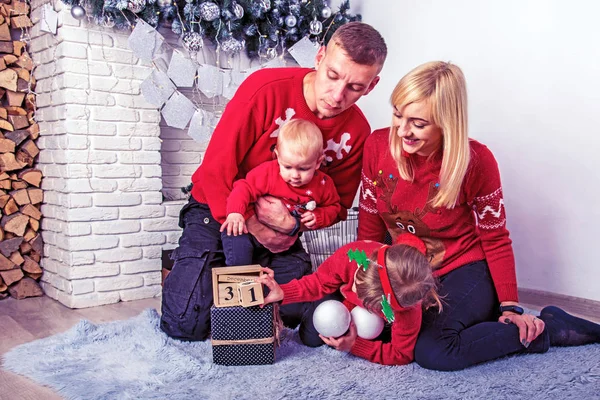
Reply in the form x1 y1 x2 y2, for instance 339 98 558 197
160 22 388 341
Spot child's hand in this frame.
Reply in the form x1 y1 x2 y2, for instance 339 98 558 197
300 211 316 229
255 267 284 305
219 213 247 236
319 321 358 352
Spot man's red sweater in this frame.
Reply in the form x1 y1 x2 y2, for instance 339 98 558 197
226 160 341 229
191 67 371 224
358 128 518 302
281 240 422 366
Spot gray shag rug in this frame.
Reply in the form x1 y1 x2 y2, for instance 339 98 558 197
2 308 599 400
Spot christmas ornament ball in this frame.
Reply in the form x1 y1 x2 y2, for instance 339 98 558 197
309 19 323 35
221 37 244 53
127 0 146 14
199 2 221 21
321 6 332 19
183 32 204 53
233 2 244 19
266 47 277 60
285 15 297 28
312 300 351 338
351 306 385 340
70 5 86 20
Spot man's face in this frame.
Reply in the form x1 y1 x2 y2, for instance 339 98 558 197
311 42 381 119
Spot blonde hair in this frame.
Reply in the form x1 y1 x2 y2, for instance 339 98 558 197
355 245 442 314
276 119 324 161
389 61 470 209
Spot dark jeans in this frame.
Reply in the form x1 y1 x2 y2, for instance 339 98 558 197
160 197 314 342
414 260 549 371
221 231 266 266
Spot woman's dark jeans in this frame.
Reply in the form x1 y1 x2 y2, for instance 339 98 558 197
415 260 549 371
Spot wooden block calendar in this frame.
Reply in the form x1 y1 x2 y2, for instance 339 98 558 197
212 265 265 308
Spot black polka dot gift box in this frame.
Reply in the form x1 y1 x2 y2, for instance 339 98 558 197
210 304 277 366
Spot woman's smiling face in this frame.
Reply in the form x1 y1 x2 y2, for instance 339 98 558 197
393 101 443 156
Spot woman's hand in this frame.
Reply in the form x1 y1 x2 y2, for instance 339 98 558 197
499 312 545 347
255 267 284 305
319 321 358 352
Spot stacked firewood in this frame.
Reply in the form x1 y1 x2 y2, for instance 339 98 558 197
0 0 43 300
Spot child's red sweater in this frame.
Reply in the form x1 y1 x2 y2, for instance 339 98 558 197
281 240 422 366
226 160 341 229
191 67 371 224
358 128 518 302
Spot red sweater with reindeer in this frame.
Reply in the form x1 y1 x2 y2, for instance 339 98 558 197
281 240 422 366
226 160 342 229
190 67 371 224
358 128 518 302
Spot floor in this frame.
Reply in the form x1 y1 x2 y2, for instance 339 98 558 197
0 295 598 400
0 295 161 400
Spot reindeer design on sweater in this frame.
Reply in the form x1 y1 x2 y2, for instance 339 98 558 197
376 174 446 268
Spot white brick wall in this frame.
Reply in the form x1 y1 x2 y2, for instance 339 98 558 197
30 1 187 308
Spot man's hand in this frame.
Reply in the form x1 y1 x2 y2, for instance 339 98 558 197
246 215 297 253
255 196 296 234
219 213 247 236
320 321 358 352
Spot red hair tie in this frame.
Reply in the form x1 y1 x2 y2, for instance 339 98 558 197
396 233 427 255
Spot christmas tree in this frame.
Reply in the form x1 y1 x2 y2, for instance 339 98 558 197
61 0 360 59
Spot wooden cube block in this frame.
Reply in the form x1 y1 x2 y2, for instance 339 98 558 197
237 281 264 307
217 283 240 307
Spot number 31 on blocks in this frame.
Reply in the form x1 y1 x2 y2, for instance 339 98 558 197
212 265 265 308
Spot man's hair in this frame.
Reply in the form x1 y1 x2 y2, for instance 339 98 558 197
355 244 442 313
329 22 387 67
276 119 324 161
389 61 470 209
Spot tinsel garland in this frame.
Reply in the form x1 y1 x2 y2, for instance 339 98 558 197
59 0 360 59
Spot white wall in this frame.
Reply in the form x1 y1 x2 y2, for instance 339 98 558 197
352 0 600 301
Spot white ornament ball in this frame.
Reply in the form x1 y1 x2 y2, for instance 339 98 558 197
266 47 277 60
321 6 332 19
351 306 385 340
309 19 323 35
70 5 86 20
313 300 351 338
285 15 297 28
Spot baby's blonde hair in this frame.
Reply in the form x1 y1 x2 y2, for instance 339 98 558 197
355 244 442 313
276 119 324 162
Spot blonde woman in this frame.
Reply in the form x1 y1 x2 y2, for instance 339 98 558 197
358 61 600 370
